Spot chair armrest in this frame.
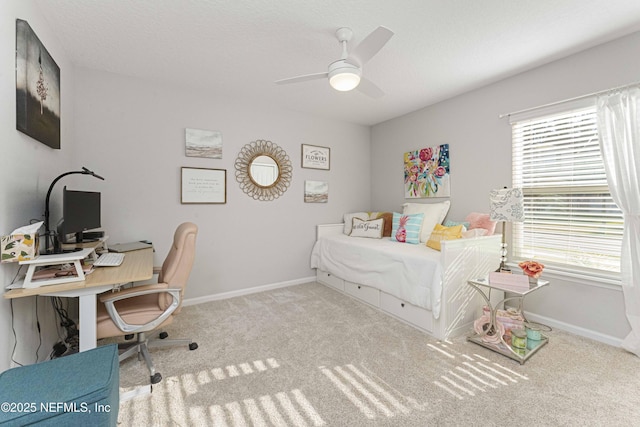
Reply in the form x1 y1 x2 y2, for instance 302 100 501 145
100 283 181 333
99 283 168 303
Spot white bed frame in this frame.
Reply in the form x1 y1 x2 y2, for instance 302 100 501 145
314 224 501 340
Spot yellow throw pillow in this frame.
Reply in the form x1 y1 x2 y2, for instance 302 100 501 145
426 224 464 251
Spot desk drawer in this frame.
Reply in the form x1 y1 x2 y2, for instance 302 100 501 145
317 270 344 291
344 281 380 307
380 292 433 332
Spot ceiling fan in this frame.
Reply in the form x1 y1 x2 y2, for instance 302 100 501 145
275 26 394 98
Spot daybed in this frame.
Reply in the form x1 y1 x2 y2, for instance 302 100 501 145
310 214 501 340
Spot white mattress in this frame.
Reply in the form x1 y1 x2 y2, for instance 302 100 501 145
310 234 443 317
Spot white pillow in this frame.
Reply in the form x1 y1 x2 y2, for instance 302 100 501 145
462 228 488 238
402 201 451 242
350 217 384 239
343 212 369 235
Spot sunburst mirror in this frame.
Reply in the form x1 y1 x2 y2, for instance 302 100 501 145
235 139 292 201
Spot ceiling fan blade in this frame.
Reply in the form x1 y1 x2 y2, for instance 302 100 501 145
275 72 328 85
357 77 385 99
347 26 394 66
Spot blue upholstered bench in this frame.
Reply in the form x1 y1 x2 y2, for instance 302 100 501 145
0 344 119 426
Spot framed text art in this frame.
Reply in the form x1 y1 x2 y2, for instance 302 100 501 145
181 167 227 204
404 144 451 198
301 144 330 170
16 19 61 149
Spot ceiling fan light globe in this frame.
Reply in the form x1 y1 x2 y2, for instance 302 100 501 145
328 61 361 91
329 72 361 91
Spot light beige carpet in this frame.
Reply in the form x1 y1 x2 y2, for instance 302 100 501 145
116 282 640 426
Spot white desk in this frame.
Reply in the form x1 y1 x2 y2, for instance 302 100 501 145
4 248 154 351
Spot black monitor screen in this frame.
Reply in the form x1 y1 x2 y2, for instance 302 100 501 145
61 187 101 242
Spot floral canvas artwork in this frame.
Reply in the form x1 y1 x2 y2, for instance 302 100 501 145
404 144 450 198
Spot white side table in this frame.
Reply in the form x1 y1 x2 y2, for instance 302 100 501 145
466 277 549 364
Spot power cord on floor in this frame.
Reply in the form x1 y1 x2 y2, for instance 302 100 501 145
35 297 42 363
10 299 23 367
49 297 79 358
8 265 76 364
9 265 25 367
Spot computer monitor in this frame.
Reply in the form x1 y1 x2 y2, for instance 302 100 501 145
59 186 101 243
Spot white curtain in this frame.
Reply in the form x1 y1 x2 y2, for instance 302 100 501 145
597 87 640 357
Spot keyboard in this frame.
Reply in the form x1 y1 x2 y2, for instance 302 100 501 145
93 252 125 267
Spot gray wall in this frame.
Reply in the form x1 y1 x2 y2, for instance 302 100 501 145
0 0 78 369
371 31 640 344
72 69 371 301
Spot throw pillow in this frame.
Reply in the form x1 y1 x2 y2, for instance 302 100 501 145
426 224 464 251
350 217 384 239
368 211 393 237
444 219 471 229
343 212 369 235
465 212 497 236
390 212 424 244
402 201 451 242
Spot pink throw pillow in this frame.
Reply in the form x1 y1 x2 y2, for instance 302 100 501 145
465 212 497 236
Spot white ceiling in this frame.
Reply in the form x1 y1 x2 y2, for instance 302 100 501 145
33 0 640 126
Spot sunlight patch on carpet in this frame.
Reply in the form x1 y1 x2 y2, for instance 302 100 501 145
427 343 456 358
166 389 326 427
208 358 281 381
320 363 425 421
345 364 410 415
243 398 268 427
119 358 293 426
434 351 530 400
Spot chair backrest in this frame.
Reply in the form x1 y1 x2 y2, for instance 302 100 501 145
158 222 197 313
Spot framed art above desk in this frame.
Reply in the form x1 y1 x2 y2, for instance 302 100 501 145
181 167 226 204
4 248 154 352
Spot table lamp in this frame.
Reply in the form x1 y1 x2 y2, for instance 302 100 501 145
489 187 524 272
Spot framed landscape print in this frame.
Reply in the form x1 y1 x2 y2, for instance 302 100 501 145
185 128 223 158
301 144 330 170
304 180 328 203
16 19 61 149
404 144 450 198
181 167 226 204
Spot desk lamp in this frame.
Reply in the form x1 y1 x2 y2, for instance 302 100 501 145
44 167 104 254
489 187 524 272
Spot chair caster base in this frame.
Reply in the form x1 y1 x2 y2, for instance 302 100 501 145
159 332 168 339
189 342 198 351
150 373 162 384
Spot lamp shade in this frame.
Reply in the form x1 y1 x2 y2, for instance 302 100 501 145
489 187 524 222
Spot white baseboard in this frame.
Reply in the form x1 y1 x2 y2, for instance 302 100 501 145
524 311 623 348
183 276 316 307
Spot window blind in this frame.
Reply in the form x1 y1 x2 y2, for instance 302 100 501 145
511 105 623 273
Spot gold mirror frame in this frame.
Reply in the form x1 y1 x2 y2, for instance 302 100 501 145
235 140 292 200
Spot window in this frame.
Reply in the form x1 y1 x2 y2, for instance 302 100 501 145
511 103 623 276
